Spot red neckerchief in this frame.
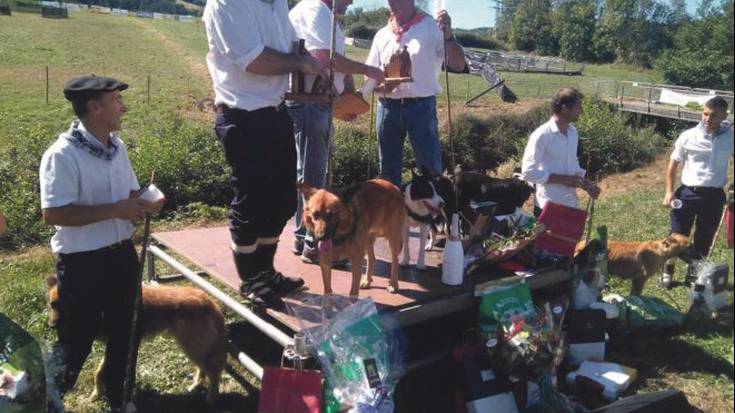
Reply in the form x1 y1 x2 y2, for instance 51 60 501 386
388 9 427 41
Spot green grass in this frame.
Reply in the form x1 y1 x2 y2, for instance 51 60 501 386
0 10 731 412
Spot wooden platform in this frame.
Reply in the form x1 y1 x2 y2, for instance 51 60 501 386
152 221 571 332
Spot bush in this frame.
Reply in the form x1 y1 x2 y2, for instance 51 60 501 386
0 126 55 250
576 98 667 176
654 50 734 90
0 115 231 251
345 24 378 40
128 115 231 214
446 104 550 172
331 124 380 187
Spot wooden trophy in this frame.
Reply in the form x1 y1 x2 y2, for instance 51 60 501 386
383 45 413 86
285 39 331 104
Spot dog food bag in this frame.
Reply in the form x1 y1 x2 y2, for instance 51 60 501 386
289 297 405 413
603 295 684 333
0 313 46 413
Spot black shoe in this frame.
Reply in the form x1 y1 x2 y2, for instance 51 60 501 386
267 270 306 295
292 238 304 255
240 273 285 311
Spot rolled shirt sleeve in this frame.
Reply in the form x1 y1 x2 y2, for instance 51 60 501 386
670 133 687 163
521 131 550 184
40 149 79 209
205 1 265 71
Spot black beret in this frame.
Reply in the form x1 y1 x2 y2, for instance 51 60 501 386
63 75 129 101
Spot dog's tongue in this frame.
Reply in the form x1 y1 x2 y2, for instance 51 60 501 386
319 239 333 253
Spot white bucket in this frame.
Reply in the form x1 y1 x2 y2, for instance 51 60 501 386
442 214 464 286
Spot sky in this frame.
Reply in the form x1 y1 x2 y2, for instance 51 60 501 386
350 0 703 29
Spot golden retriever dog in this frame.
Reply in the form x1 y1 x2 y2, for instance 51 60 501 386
298 179 407 296
46 276 226 404
575 233 691 296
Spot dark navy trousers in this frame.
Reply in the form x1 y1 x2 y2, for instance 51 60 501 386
51 240 139 408
670 185 726 258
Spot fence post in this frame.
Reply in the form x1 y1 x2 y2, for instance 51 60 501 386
147 75 151 104
619 85 624 109
46 65 49 105
648 88 652 113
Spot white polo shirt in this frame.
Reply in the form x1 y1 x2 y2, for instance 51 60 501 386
203 0 296 111
671 121 733 188
521 118 586 209
289 0 346 95
363 15 445 99
40 122 140 254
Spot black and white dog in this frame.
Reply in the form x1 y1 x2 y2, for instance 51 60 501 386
400 168 451 269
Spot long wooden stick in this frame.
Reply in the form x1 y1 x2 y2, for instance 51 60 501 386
121 171 155 409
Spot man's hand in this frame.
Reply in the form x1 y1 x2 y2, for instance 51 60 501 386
582 180 601 199
299 54 323 76
662 191 675 208
115 198 149 223
435 10 453 39
363 65 385 84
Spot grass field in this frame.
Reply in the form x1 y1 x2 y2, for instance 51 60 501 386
0 9 732 413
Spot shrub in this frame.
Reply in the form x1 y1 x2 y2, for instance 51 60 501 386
0 126 54 250
128 115 231 214
576 98 667 176
331 124 380 187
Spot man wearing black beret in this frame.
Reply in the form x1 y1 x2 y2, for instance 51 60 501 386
40 75 163 413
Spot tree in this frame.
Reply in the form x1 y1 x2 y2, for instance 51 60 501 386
509 0 557 54
553 0 597 61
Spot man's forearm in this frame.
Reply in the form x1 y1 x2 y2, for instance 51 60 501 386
43 204 119 227
247 47 304 76
444 40 466 72
312 50 373 76
665 160 679 194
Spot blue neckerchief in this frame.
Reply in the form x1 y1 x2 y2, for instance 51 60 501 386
64 120 118 161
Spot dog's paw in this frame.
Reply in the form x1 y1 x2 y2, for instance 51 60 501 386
387 284 399 294
359 277 372 289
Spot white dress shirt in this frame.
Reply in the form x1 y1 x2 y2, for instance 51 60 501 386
289 0 346 95
203 0 296 111
521 117 586 209
40 122 140 254
362 16 445 99
671 121 733 188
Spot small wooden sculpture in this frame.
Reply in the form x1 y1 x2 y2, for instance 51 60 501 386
384 45 413 85
285 39 331 104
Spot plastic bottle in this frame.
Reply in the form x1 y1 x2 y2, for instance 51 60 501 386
441 214 464 286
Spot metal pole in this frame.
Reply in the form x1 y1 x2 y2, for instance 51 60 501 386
443 41 459 209
367 92 375 178
148 245 295 348
325 0 338 188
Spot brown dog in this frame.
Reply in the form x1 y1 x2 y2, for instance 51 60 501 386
298 179 407 296
576 233 691 296
46 276 226 404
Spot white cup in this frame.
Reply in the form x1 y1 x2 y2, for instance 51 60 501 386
140 184 165 203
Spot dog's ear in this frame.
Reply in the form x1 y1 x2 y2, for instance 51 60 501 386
297 183 317 200
46 274 57 289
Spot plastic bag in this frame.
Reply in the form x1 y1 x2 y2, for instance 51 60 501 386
0 313 46 413
287 296 405 413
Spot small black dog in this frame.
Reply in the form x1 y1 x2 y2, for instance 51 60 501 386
454 166 534 216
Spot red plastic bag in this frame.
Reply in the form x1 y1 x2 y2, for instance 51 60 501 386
258 367 323 413
535 201 588 257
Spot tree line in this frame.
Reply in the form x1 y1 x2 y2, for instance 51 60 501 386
338 0 733 90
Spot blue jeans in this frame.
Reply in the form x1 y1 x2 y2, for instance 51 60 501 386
287 103 332 246
376 96 442 185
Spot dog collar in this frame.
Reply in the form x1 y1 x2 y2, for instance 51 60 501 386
405 206 434 224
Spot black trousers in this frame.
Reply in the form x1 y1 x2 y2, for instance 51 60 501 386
214 106 297 246
670 185 726 258
51 240 139 408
